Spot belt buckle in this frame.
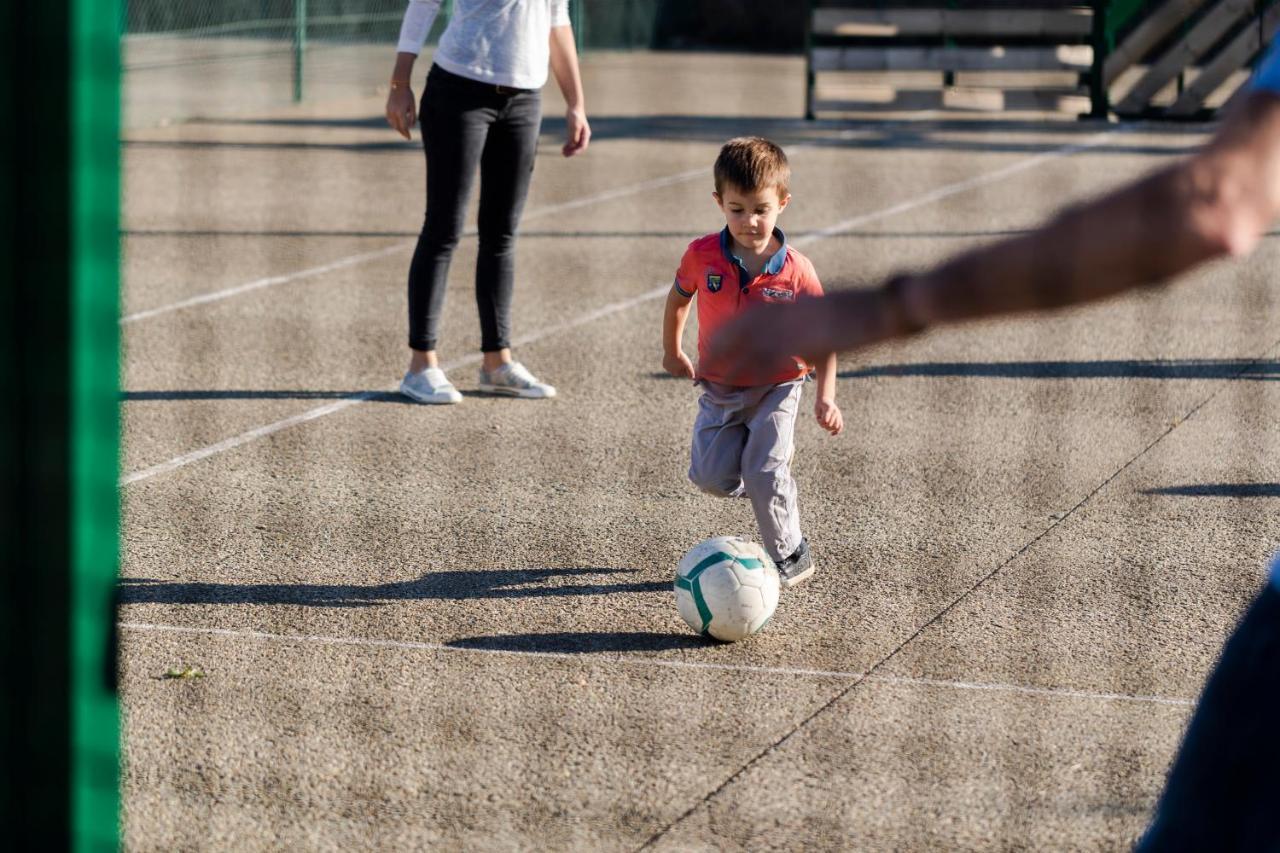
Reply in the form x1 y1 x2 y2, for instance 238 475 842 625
494 83 519 95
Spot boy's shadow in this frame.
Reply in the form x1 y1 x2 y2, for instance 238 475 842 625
118 567 668 608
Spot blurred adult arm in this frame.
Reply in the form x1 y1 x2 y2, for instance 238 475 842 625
385 0 445 139
711 89 1280 373
549 20 591 157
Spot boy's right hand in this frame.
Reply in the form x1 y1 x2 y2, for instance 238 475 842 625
663 350 696 380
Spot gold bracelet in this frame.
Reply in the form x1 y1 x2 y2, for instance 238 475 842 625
389 79 411 89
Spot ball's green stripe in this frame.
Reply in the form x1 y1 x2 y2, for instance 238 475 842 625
685 551 732 581
690 581 713 634
679 549 770 635
685 553 727 633
676 565 715 633
685 551 765 579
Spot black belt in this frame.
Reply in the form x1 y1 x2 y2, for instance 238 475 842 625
430 64 533 96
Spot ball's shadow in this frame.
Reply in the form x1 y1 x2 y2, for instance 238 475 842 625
446 631 705 654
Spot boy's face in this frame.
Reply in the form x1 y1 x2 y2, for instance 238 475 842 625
714 183 791 255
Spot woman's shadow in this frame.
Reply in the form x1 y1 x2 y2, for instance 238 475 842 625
120 568 702 652
118 566 668 608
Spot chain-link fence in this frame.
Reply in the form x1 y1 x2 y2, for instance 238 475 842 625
123 0 433 126
121 1 807 128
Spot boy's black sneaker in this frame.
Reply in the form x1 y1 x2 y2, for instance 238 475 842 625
775 538 815 588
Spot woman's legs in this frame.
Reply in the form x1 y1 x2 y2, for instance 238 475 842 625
475 88 542 369
407 72 495 369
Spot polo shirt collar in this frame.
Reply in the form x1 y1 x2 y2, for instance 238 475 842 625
719 226 788 276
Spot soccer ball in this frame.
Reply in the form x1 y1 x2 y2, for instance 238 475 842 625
674 536 780 642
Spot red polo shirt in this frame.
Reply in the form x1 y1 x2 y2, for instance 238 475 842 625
674 227 824 387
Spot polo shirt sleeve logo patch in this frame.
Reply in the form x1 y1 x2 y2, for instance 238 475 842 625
706 273 723 293
761 286 795 301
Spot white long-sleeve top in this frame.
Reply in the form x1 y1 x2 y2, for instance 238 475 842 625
396 0 571 90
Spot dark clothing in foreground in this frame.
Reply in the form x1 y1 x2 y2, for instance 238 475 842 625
1137 582 1280 852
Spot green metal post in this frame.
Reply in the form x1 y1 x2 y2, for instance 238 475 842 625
293 0 307 102
941 0 957 87
1105 0 1152 49
1087 0 1110 118
70 0 121 844
804 0 815 120
572 0 584 52
3 0 120 847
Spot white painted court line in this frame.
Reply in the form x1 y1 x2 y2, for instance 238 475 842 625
120 127 1114 326
120 128 1123 486
117 620 1193 708
120 390 390 486
792 129 1119 248
120 165 708 325
867 673 1193 708
118 283 671 486
121 244 409 324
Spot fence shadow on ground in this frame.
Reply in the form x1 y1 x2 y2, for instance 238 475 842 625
540 115 1204 157
118 568 667 607
1144 483 1280 497
161 114 1206 157
121 227 1039 240
839 359 1280 381
446 631 704 654
122 389 409 402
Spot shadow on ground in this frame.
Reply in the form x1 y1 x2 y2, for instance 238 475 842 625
122 389 410 402
1144 483 1280 497
122 227 1043 240
119 568 667 607
840 359 1280 381
540 115 1202 156
447 631 704 653
138 114 1206 157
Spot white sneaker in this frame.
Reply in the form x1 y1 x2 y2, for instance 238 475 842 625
399 367 462 404
478 361 556 399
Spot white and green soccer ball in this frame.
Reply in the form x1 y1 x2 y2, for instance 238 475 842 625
674 536 780 642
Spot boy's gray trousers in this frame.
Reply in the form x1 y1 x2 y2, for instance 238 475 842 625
688 378 804 562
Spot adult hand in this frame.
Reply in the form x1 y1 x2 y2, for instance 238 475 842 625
563 107 591 157
663 350 696 380
386 86 417 140
709 289 898 385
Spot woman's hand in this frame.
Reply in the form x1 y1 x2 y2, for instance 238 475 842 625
563 107 591 157
386 85 417 140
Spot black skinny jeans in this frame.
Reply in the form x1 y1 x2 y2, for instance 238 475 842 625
408 64 542 353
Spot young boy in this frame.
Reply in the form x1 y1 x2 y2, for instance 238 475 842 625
662 136 842 588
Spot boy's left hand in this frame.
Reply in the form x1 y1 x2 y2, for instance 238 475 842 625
815 399 843 436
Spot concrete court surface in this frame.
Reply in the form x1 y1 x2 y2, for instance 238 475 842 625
119 51 1280 850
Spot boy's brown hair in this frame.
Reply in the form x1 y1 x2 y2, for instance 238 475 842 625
713 136 790 199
